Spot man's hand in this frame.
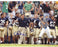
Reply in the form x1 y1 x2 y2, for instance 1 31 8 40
25 10 27 12
39 17 42 20
6 24 8 27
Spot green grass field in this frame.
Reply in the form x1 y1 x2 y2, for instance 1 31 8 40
0 44 58 47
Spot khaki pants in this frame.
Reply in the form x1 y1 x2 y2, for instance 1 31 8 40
12 25 19 36
8 26 13 36
26 27 40 37
50 29 56 38
55 26 58 36
0 27 5 38
26 27 30 37
34 28 40 38
18 27 27 44
29 28 40 44
4 27 7 36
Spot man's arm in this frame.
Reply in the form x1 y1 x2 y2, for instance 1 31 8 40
6 21 8 27
23 7 27 12
23 3 28 12
29 22 34 29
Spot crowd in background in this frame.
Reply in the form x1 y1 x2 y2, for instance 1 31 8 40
0 1 58 24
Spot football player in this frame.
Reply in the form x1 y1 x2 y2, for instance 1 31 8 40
8 13 14 43
12 12 20 43
38 15 52 44
55 15 58 43
0 13 8 43
17 14 28 44
3 13 8 43
29 17 34 44
25 16 31 44
48 16 56 44
31 14 41 44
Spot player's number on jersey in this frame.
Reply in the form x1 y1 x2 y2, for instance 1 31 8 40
34 20 36 27
38 22 41 27
50 21 55 27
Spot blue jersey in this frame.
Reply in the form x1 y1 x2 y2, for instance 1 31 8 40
8 16 14 26
18 18 28 27
38 19 41 28
48 18 55 29
13 16 19 26
32 18 40 28
27 18 31 27
14 16 19 20
0 17 7 27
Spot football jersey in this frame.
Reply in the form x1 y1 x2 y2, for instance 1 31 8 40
0 17 7 27
32 18 40 28
13 16 19 26
27 18 31 27
18 18 28 27
8 16 15 26
48 18 55 29
38 19 41 28
40 18 49 28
